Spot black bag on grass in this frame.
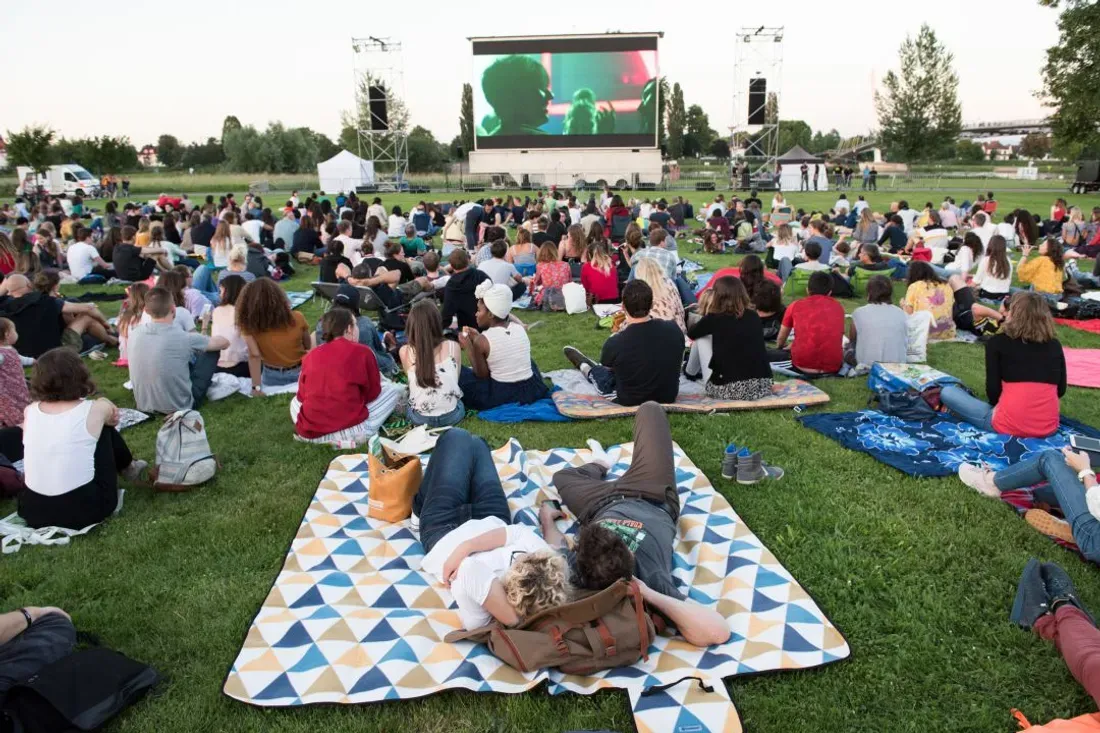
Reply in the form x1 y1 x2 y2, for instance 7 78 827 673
869 385 951 422
1 648 160 733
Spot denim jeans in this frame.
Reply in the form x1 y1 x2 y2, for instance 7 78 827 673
192 264 223 295
673 274 697 306
939 384 995 433
413 428 510 553
190 350 219 410
261 363 301 388
407 400 465 428
0 612 76 698
994 449 1100 562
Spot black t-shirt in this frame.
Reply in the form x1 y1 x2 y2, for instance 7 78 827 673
745 196 761 208
291 228 322 255
649 211 672 228
532 231 554 246
441 268 490 331
190 221 214 248
382 257 414 284
601 318 683 406
878 226 908 253
112 243 155 282
0 292 65 358
546 220 567 243
686 311 772 385
511 205 525 223
319 255 352 283
586 499 684 600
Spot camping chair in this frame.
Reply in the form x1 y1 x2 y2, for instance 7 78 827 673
782 268 815 299
770 211 793 227
849 267 878 299
310 281 387 313
610 215 632 243
983 200 999 217
923 231 950 251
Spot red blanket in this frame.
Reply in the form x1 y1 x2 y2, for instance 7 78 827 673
1064 347 1100 389
1056 318 1100 335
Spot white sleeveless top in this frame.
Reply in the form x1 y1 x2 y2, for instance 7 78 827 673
406 341 464 417
484 325 533 383
23 400 97 495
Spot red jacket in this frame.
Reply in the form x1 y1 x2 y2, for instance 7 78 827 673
581 262 620 303
295 337 381 438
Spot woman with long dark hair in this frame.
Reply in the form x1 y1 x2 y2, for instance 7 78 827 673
686 276 774 401
400 301 465 427
1014 209 1041 249
972 234 1013 301
236 278 311 392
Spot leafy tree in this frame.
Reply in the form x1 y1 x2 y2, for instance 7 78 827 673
1041 0 1100 157
222 116 242 140
809 129 842 154
1018 132 1053 159
449 135 464 160
683 104 715 157
157 134 183 168
667 83 686 158
709 139 731 159
874 24 962 161
181 138 226 169
657 76 670 151
6 125 55 174
459 83 474 158
955 140 986 162
407 126 448 172
764 92 779 125
222 125 265 173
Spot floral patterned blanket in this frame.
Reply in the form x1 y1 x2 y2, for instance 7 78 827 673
798 410 1100 478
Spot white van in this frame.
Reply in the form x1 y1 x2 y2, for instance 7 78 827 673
15 164 100 197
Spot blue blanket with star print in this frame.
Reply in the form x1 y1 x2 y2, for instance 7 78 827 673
799 410 1100 478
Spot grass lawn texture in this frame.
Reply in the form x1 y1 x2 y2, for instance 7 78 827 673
4 189 1100 732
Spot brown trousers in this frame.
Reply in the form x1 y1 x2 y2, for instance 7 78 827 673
553 402 680 524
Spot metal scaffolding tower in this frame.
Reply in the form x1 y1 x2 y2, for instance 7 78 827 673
351 36 408 190
730 27 784 188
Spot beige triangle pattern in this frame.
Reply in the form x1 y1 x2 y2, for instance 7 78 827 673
396 666 438 689
319 619 358 643
303 666 346 697
333 645 373 668
223 672 249 699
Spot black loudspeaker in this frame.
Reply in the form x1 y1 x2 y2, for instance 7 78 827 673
636 182 657 191
695 181 716 191
368 84 389 131
748 78 767 125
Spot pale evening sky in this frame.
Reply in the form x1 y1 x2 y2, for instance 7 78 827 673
1 0 1059 147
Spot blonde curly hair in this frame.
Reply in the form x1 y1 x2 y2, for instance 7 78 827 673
502 550 570 619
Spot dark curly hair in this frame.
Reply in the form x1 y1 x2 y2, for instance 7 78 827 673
573 524 635 591
235 278 294 336
30 348 97 402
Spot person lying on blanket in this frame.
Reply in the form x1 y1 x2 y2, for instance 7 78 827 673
541 401 731 648
940 291 1066 439
412 428 570 631
959 448 1100 562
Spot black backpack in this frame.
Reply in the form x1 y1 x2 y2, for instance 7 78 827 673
2 648 159 733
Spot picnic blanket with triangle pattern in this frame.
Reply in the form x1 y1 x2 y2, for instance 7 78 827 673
223 438 850 710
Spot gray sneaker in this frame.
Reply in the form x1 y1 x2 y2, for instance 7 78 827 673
721 445 750 480
121 459 149 484
563 345 597 372
736 452 785 485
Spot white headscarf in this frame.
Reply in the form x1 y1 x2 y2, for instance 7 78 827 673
475 280 512 319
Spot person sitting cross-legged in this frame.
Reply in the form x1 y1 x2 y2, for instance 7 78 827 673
540 402 731 648
413 427 569 631
773 271 845 376
563 279 684 406
456 282 550 410
289 308 399 445
128 287 227 414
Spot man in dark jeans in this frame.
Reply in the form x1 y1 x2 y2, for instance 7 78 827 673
539 403 730 648
562 281 683 406
0 607 75 700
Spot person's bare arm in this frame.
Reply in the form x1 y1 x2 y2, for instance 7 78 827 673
465 331 491 379
539 503 567 549
637 579 730 647
775 324 792 350
847 320 858 348
481 579 521 626
0 608 70 645
243 334 263 393
60 301 95 316
299 327 311 354
205 336 229 352
442 527 508 584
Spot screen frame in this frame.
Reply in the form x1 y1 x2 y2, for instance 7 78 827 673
469 33 661 152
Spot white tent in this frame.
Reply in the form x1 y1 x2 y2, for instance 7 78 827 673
316 150 375 194
776 146 828 192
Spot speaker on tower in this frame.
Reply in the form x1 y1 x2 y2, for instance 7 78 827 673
368 84 389 131
748 78 767 125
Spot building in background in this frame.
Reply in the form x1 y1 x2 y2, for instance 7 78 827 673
0 136 7 169
139 144 159 167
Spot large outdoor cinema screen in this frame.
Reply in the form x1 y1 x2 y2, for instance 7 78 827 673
471 34 660 150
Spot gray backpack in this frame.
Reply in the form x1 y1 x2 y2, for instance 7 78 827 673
154 410 217 491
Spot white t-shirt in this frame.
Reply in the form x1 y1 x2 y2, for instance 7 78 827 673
898 209 919 234
945 245 975 274
479 258 520 286
834 199 850 212
140 308 196 332
972 256 1014 294
66 241 100 279
568 206 582 225
242 219 264 244
387 215 408 238
995 221 1016 247
771 242 799 261
853 200 870 215
230 224 253 245
367 204 386 224
420 517 551 630
973 222 997 248
639 203 653 220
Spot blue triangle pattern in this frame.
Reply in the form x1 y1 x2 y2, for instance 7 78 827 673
372 586 407 609
334 503 361 516
362 619 399 642
736 662 757 674
343 517 372 532
729 540 760 553
319 572 353 587
255 672 297 700
702 527 730 545
306 605 341 620
697 650 737 670
379 639 419 664
632 689 679 712
674 705 708 732
349 667 392 694
387 527 417 542
606 664 646 678
681 504 707 516
786 603 823 626
384 687 401 700
444 660 485 683
289 586 325 609
386 609 424 618
307 556 339 572
707 514 735 527
754 568 788 588
751 589 783 613
381 557 410 571
782 625 819 653
288 644 329 672
726 555 757 574
274 622 312 648
465 643 497 660
397 571 429 586
688 587 716 605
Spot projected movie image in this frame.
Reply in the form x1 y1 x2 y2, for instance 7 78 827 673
473 50 658 149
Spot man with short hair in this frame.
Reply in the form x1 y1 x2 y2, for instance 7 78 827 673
0 274 116 358
273 208 299 252
113 225 171 280
478 240 526 299
971 211 996 248
532 216 554 246
67 227 113 283
775 271 845 375
127 287 227 413
562 280 683 406
877 214 909 254
897 199 920 234
538 403 731 648
441 248 490 331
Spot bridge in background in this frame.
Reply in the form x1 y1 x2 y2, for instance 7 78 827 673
958 118 1051 138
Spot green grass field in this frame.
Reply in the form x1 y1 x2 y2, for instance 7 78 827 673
4 189 1100 732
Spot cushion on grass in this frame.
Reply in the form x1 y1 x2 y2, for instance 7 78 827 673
223 438 849 708
551 379 829 419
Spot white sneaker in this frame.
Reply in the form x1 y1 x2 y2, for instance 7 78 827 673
409 512 420 539
122 459 149 484
586 439 612 470
959 463 999 498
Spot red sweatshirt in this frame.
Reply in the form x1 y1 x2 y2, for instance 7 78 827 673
295 337 381 438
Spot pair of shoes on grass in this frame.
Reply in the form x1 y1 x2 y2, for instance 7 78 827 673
1012 558 1095 630
722 444 783 485
959 462 1076 544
